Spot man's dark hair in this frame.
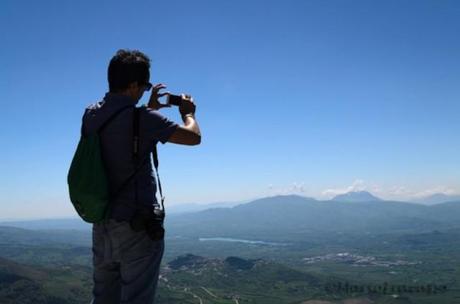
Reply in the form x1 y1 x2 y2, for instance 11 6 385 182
108 49 151 92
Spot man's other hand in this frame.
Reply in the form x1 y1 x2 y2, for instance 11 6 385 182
147 83 171 110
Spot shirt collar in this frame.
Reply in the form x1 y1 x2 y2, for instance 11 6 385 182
103 92 138 106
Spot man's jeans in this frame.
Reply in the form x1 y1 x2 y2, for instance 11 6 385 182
90 218 164 304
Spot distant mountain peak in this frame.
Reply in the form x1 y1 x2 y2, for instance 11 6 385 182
235 195 317 210
332 191 382 202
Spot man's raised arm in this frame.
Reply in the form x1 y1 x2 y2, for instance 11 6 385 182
168 95 201 146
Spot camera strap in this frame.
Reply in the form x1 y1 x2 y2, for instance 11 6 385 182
112 107 149 199
152 145 165 212
134 107 165 214
104 107 150 219
103 106 166 219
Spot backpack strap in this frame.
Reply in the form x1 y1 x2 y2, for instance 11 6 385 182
99 105 133 133
80 104 132 137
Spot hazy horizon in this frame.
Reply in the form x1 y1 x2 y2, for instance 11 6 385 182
1 190 459 221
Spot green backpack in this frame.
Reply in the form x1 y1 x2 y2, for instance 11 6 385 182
67 105 134 223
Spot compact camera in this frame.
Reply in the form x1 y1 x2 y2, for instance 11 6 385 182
129 207 165 241
167 94 183 106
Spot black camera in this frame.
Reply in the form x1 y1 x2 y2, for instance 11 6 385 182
167 94 182 106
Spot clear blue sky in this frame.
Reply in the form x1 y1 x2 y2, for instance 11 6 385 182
1 0 459 219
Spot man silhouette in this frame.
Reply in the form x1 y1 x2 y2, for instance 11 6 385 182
83 49 201 303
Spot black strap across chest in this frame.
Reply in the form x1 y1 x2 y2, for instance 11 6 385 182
95 106 165 219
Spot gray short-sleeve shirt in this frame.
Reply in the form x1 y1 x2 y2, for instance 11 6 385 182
82 92 178 221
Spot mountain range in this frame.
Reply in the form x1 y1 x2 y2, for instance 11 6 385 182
166 193 460 241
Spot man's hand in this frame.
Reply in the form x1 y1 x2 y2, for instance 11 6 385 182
168 94 201 146
147 83 171 110
179 94 196 117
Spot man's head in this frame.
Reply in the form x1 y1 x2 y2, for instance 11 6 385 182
108 49 152 102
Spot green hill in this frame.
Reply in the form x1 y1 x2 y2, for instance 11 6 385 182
0 256 92 304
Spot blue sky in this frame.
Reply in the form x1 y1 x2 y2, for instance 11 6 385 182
1 0 459 219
